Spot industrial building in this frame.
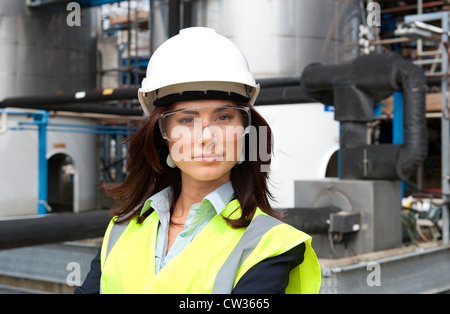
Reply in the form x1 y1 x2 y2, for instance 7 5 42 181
0 0 449 294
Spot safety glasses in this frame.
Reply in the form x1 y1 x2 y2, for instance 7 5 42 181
158 105 251 143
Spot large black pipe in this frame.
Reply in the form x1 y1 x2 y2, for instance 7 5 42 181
0 72 434 116
0 69 431 120
256 85 314 105
0 211 111 251
280 206 342 234
0 79 313 115
168 0 180 37
0 88 143 116
33 104 143 116
0 88 138 107
0 206 340 250
301 52 428 180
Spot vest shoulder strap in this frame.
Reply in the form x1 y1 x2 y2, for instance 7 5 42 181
105 221 129 260
211 213 282 293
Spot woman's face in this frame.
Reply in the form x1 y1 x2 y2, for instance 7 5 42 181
161 99 249 182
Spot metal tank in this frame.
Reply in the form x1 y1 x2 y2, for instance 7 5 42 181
151 0 360 78
0 0 99 99
0 1 100 216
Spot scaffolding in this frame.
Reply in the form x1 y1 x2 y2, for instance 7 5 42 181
402 11 450 245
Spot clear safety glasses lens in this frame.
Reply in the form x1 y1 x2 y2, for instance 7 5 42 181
158 106 251 143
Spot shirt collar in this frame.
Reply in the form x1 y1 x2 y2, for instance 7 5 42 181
202 181 234 215
140 186 172 217
139 181 234 217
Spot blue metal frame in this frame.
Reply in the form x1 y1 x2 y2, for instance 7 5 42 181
35 112 50 215
392 92 405 198
26 0 127 8
16 121 138 135
77 0 127 7
0 109 49 215
392 92 404 145
1 109 138 215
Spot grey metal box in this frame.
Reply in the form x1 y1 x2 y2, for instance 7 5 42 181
294 179 402 258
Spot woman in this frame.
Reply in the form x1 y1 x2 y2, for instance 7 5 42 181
75 27 321 294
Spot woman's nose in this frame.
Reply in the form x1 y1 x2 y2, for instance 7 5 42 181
198 125 216 143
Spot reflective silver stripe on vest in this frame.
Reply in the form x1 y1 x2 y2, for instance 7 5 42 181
211 214 283 294
104 205 141 261
105 222 129 260
100 221 129 294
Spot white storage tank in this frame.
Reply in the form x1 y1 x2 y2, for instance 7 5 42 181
0 0 98 99
153 0 360 78
0 112 98 217
0 1 101 217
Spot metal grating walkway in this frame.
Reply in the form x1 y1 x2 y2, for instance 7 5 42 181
320 244 450 294
0 242 99 293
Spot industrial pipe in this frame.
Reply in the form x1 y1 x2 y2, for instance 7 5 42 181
0 88 138 107
40 104 143 116
0 81 314 115
168 0 181 37
0 75 436 116
301 52 428 180
0 207 341 250
0 88 143 116
0 210 111 251
280 206 342 234
256 85 314 106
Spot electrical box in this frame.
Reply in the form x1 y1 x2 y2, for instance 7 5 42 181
329 211 361 233
294 178 402 258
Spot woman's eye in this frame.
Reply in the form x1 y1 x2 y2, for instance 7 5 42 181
178 117 195 125
216 114 232 122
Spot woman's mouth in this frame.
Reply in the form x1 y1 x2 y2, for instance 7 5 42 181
193 155 222 162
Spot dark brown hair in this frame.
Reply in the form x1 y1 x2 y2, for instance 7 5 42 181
104 103 276 228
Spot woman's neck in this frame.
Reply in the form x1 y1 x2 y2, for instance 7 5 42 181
172 172 230 220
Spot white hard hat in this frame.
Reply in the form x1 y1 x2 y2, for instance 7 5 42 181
138 27 260 116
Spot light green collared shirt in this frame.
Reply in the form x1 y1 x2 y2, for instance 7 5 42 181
139 181 235 273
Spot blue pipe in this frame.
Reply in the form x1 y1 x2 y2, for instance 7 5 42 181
78 0 127 7
393 92 404 145
10 127 132 135
0 109 49 215
47 122 134 130
18 121 137 133
0 109 36 116
2 109 138 215
393 92 405 198
35 111 50 216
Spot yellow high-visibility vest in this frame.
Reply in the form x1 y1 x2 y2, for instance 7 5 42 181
100 200 321 294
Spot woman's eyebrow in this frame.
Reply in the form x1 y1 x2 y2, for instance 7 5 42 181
176 109 199 115
176 107 233 114
212 106 234 113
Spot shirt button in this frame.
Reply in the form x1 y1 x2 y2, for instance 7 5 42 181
180 232 186 237
196 208 203 215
